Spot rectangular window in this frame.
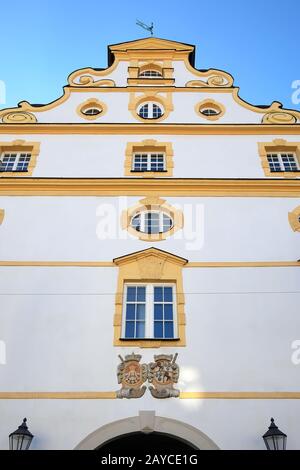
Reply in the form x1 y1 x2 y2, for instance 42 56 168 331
132 153 165 172
267 153 299 172
0 152 31 172
123 284 176 339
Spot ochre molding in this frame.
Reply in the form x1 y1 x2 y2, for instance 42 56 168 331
128 91 173 122
195 99 226 121
0 209 4 225
180 392 300 399
0 392 116 399
113 247 187 348
288 205 300 232
121 197 183 241
124 139 174 177
0 178 299 197
1 123 300 135
258 139 300 178
0 261 299 267
0 140 40 177
231 88 300 123
76 98 107 120
1 391 300 399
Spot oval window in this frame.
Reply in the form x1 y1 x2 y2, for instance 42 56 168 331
82 107 102 116
131 211 173 234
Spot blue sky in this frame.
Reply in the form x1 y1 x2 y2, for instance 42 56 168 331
0 0 299 110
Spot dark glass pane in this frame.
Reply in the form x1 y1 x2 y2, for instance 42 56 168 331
154 321 163 338
125 321 135 338
154 287 163 302
136 322 145 338
164 322 174 338
136 304 145 320
137 286 146 301
164 287 173 302
164 304 173 320
126 304 135 320
154 304 163 320
127 286 136 302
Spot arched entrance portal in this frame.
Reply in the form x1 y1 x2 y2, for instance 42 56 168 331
97 431 198 453
75 411 219 450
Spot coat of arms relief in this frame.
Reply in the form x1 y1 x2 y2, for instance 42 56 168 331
117 353 180 399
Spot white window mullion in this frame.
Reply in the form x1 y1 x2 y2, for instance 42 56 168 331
146 285 153 338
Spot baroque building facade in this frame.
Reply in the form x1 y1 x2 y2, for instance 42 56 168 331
0 37 300 450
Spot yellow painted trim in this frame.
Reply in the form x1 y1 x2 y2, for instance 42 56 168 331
121 197 183 241
128 78 175 86
180 392 300 399
288 205 300 232
195 99 226 121
0 261 298 267
124 139 173 177
0 261 115 266
128 91 173 123
258 139 300 178
0 391 300 399
1 123 300 135
0 140 40 177
0 209 4 225
113 247 187 348
76 98 108 121
0 178 300 197
186 261 300 267
232 88 300 123
0 392 116 399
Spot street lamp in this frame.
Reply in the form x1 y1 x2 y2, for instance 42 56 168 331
9 418 34 450
262 418 287 450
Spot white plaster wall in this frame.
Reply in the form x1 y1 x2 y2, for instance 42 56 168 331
0 196 299 261
0 265 300 449
32 89 266 123
1 133 300 178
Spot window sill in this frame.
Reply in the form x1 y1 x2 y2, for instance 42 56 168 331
115 337 185 348
120 337 180 341
130 170 168 173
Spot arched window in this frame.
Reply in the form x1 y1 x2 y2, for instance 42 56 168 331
131 211 173 234
139 70 163 78
138 102 164 119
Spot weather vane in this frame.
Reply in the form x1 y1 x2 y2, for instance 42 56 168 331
136 19 154 36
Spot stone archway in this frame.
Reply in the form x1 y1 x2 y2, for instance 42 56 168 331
74 411 219 450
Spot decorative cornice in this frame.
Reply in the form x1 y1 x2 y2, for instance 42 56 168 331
0 261 298 267
113 247 188 266
1 391 300 399
0 178 299 197
1 123 300 135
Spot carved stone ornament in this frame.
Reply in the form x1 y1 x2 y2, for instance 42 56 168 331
116 353 148 399
148 353 180 398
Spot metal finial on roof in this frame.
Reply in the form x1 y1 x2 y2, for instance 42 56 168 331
136 19 154 36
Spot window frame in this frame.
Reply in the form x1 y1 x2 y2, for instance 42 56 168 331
0 152 32 173
0 141 40 177
258 140 300 178
267 152 299 172
132 152 166 172
121 282 178 340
